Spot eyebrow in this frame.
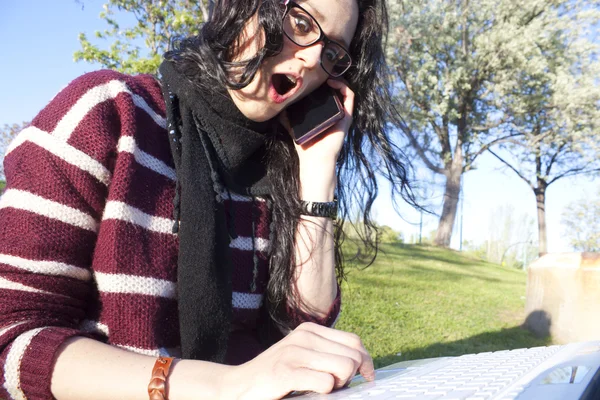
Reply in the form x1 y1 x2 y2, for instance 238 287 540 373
302 3 351 49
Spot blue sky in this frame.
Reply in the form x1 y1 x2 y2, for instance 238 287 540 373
1 1 596 254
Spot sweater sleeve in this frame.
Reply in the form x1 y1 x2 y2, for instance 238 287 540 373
285 283 341 329
0 71 140 400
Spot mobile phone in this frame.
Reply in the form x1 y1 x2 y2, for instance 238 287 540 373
286 84 345 145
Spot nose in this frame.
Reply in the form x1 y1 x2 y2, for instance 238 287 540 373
295 42 323 69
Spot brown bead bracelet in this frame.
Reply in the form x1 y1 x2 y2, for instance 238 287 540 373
148 356 175 400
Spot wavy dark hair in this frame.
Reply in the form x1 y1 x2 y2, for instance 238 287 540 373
164 0 418 332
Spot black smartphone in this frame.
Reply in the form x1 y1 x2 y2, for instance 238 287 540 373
286 84 345 145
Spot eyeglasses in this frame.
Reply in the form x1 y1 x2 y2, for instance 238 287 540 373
282 1 353 77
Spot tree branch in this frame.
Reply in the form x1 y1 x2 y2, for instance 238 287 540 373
548 166 600 186
522 7 545 27
544 141 567 177
488 149 534 190
394 66 431 114
470 133 526 161
431 119 451 156
395 118 445 175
472 117 508 132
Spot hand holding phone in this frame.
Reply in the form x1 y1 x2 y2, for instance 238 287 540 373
286 84 345 145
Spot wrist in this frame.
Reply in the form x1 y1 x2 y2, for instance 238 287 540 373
220 364 247 400
300 179 336 202
299 161 337 202
168 360 232 400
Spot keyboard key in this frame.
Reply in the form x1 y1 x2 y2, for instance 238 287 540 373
364 389 387 396
424 390 448 396
443 389 477 399
474 390 498 397
403 388 426 394
431 384 458 391
394 393 441 399
298 344 585 400
391 383 420 389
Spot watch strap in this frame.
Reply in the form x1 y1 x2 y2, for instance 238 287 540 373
300 199 338 219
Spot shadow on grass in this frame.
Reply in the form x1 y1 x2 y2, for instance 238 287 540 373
376 244 477 268
344 241 475 268
373 325 552 369
349 263 504 286
346 244 514 285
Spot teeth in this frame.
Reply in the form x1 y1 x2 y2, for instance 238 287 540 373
285 75 297 85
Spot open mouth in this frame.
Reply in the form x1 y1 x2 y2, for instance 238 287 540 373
272 73 299 96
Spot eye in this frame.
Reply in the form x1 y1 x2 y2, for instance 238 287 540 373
324 47 341 62
292 15 313 35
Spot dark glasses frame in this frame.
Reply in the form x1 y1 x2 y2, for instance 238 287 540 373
282 1 353 77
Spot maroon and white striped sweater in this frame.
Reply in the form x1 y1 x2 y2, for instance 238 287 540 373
0 70 341 400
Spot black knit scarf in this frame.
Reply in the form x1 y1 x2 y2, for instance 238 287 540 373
159 60 274 362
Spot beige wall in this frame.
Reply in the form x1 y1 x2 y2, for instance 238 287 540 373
524 253 600 343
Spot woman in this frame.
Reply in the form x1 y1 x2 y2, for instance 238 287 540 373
0 0 415 399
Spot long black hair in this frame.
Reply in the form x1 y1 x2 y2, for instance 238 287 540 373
164 0 418 331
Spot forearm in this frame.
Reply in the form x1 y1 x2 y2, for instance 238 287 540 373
293 161 338 317
51 337 229 400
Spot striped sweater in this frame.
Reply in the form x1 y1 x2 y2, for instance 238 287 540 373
0 70 341 400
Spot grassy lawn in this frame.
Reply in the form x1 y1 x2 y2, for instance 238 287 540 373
337 243 552 369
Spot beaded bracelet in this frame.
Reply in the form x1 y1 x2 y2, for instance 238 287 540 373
148 356 175 400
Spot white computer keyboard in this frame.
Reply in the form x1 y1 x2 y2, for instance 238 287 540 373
370 345 563 399
297 344 566 399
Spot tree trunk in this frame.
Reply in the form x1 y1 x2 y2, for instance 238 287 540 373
435 162 463 247
534 180 548 256
435 69 468 247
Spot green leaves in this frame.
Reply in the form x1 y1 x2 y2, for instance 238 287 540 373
387 0 599 249
388 0 600 175
74 0 213 75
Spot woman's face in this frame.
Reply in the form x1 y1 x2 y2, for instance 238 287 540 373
228 0 359 122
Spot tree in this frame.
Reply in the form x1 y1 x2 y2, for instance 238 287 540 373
378 225 404 244
485 1 600 255
386 0 600 249
74 0 215 74
0 122 28 181
562 188 600 252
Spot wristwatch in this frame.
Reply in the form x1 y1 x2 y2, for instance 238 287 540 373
300 199 338 219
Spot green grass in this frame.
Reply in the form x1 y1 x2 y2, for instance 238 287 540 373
336 244 552 368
